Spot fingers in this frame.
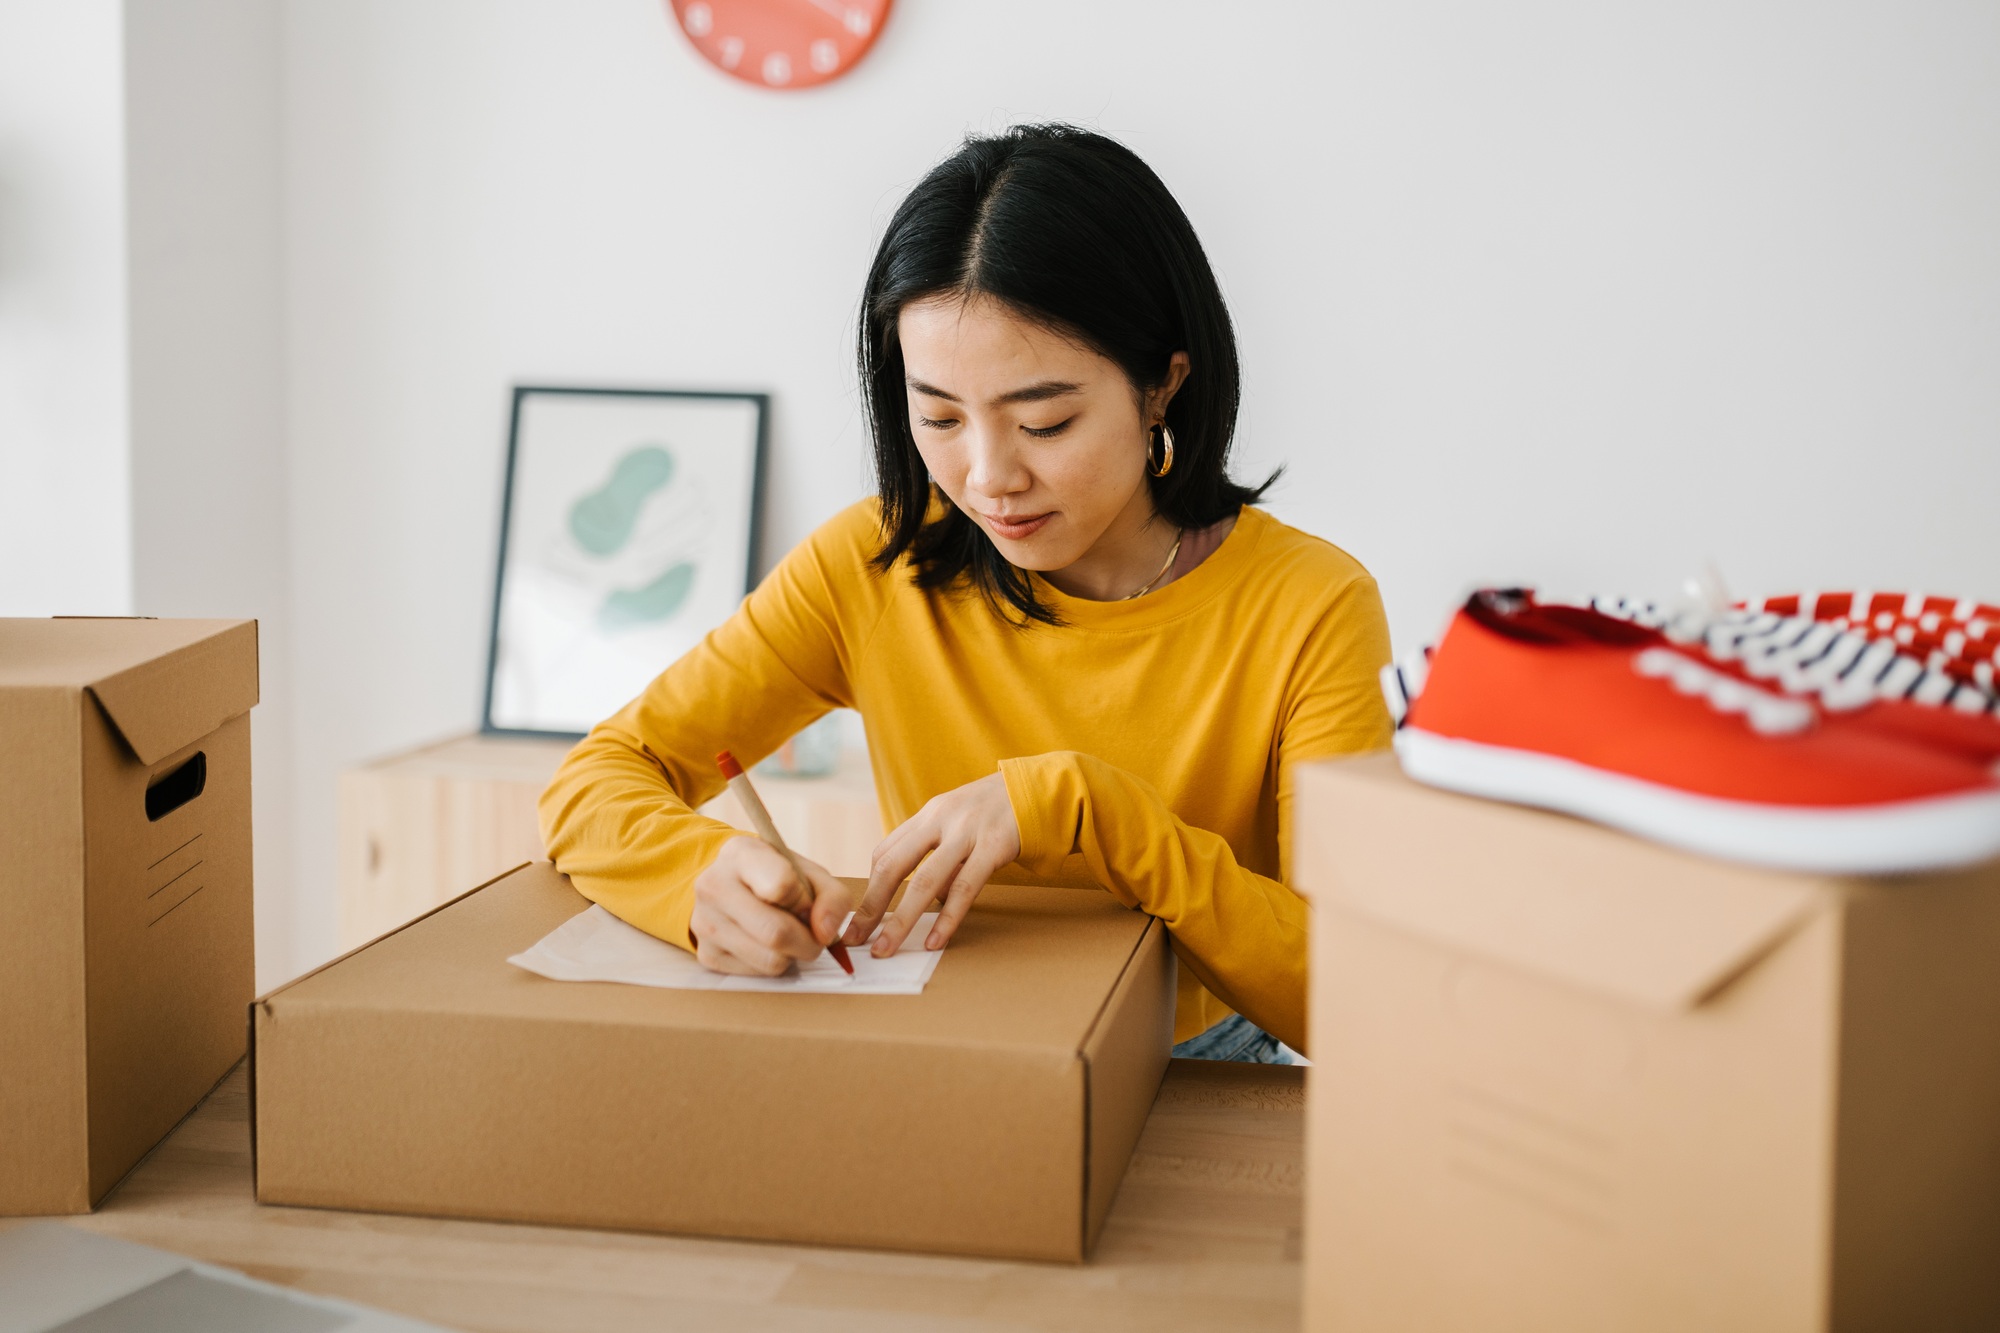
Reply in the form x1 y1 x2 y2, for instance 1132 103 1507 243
924 844 1012 951
846 773 1021 952
725 835 850 944
794 855 854 946
734 838 814 914
694 858 821 973
872 836 971 957
842 879 892 947
696 913 794 976
847 819 939 946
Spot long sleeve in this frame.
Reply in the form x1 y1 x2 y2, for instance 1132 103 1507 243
1001 751 1314 1049
537 505 885 947
997 576 1393 1054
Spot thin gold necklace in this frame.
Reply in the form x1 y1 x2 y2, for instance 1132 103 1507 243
1123 530 1184 600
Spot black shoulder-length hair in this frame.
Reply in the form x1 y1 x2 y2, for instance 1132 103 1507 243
859 123 1273 625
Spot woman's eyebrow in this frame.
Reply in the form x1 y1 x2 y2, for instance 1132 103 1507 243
905 378 961 403
994 380 1082 405
904 378 1083 406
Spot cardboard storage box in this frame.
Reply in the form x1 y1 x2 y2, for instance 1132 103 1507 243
253 862 1174 1260
1 618 259 1214
1295 752 2000 1332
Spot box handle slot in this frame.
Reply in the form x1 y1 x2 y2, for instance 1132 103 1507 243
145 752 206 821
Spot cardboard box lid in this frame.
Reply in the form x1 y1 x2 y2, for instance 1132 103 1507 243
263 863 1153 1053
1296 753 1825 1011
0 619 258 765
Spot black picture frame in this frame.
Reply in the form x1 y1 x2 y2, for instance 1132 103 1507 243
481 384 769 740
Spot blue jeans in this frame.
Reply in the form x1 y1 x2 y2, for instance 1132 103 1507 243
1171 1012 1293 1064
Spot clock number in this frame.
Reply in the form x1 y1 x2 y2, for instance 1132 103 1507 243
670 0 891 91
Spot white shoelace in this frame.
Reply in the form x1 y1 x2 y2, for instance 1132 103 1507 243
1591 598 1998 717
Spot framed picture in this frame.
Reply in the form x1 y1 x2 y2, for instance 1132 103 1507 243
483 385 768 738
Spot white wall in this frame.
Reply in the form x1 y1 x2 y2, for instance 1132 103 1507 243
276 0 2000 976
124 0 292 987
12 1 1998 981
1309 1 2000 633
0 0 132 615
0 0 293 985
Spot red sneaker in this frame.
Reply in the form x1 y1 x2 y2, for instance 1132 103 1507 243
1383 590 2000 874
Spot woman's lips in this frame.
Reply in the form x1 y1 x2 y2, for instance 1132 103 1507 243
982 511 1053 540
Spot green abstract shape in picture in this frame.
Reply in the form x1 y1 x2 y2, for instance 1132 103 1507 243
600 561 697 630
569 445 675 556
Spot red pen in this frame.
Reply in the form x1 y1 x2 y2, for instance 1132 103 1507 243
715 750 854 975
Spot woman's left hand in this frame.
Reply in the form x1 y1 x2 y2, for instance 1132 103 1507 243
843 771 1021 957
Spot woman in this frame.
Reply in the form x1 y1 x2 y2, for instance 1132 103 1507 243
539 124 1391 1061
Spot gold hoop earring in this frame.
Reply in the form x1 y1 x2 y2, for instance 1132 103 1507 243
1147 424 1175 478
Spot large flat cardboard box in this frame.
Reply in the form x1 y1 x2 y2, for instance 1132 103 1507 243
1 617 259 1214
252 862 1175 1260
1295 752 2000 1332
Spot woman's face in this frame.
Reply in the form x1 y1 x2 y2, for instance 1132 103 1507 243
899 294 1186 578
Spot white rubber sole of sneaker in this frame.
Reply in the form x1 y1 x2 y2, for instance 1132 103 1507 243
1394 727 2000 875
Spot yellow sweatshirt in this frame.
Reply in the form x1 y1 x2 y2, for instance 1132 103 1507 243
538 500 1392 1052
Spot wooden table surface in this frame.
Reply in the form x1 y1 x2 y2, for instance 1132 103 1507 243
31 1059 1305 1332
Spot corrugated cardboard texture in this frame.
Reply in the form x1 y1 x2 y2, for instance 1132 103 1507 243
1080 906 1177 1249
255 863 1170 1261
0 686 90 1212
69 612 258 756
0 618 258 1215
83 707 255 1200
1298 752 2000 1332
1296 753 1821 1010
1309 897 1842 1331
0 618 252 690
1829 871 2000 1329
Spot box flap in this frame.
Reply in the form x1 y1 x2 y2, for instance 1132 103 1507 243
1 618 245 685
1295 754 1828 1011
85 622 259 765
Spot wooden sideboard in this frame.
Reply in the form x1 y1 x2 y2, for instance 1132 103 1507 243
336 733 884 949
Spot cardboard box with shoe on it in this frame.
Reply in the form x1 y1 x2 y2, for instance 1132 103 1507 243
251 861 1176 1261
1 618 259 1214
1296 752 2000 1332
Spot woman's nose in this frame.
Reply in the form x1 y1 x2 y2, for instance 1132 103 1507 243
964 426 1030 496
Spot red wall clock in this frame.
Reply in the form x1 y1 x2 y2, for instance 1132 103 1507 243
669 0 893 91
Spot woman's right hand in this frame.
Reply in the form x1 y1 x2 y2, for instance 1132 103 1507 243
688 836 851 976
